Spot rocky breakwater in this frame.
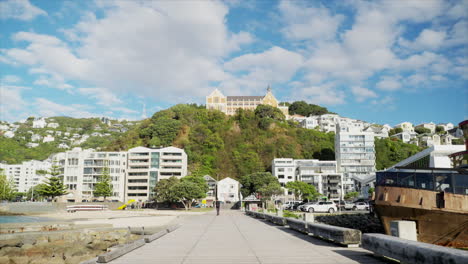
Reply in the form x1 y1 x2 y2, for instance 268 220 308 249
0 227 140 264
315 214 385 234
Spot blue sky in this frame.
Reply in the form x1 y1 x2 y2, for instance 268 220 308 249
0 0 467 126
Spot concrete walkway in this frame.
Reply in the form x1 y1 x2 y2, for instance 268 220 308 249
110 210 387 264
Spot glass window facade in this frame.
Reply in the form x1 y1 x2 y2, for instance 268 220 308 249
376 170 468 194
151 152 160 168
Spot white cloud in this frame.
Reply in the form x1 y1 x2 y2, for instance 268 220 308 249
279 1 343 41
370 96 395 110
1 1 253 102
0 85 28 121
376 76 402 91
0 0 47 21
222 46 303 93
431 75 447 81
34 98 98 118
406 74 428 85
1 75 21 84
5 32 89 80
445 20 468 47
399 29 446 50
78 87 122 106
291 83 346 105
33 74 74 91
351 86 378 102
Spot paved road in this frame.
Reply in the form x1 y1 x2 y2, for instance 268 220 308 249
110 210 387 264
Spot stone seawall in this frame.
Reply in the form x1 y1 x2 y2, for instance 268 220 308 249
0 227 140 264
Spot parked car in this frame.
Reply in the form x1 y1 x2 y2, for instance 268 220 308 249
303 201 337 213
298 202 315 212
282 201 301 210
353 202 369 210
292 202 307 211
335 201 355 210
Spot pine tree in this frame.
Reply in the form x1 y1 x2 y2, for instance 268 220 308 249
41 161 67 200
0 169 16 200
93 167 113 201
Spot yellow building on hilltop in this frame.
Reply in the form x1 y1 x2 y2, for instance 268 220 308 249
206 87 289 116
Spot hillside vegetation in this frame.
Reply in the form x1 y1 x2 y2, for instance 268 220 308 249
0 117 137 164
107 104 419 179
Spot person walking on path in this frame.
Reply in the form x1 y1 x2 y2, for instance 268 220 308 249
216 200 221 216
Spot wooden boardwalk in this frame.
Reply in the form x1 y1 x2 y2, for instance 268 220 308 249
110 210 387 264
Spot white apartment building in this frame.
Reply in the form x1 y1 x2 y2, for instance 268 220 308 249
43 135 55 143
52 148 127 203
391 131 418 144
335 125 376 193
295 160 343 200
31 134 41 142
300 114 371 134
415 122 436 134
47 123 59 129
3 131 15 138
126 146 187 202
272 158 343 200
394 122 414 133
32 118 47 128
271 158 296 189
437 123 454 132
26 143 39 148
363 126 389 138
419 134 441 147
217 177 241 203
0 160 52 193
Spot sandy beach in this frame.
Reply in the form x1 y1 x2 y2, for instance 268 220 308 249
41 209 211 228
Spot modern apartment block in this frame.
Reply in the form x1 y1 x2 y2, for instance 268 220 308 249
126 146 187 202
52 148 127 202
206 87 289 116
271 158 343 200
0 160 51 193
49 146 187 202
271 158 297 188
335 125 376 194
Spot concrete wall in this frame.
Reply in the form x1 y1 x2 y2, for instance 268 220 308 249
362 233 468 264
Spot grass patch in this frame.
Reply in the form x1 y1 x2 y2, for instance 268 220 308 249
284 210 300 219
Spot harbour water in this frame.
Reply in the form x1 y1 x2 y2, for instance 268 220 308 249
0 215 55 223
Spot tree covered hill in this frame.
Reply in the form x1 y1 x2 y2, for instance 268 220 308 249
1 105 421 175
106 104 421 179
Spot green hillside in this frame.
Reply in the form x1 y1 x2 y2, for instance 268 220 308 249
0 117 137 164
107 104 420 179
1 105 422 175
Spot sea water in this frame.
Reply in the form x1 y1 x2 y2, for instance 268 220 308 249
0 215 55 223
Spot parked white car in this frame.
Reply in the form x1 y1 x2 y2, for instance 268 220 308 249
353 202 369 211
303 201 337 213
282 201 301 210
298 202 315 212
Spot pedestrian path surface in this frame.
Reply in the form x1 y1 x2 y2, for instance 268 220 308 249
110 210 387 264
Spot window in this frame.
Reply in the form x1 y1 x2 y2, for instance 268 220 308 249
278 175 285 179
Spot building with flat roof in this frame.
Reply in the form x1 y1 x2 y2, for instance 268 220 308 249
271 158 343 200
335 125 376 194
126 146 187 202
52 148 127 202
0 160 52 193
